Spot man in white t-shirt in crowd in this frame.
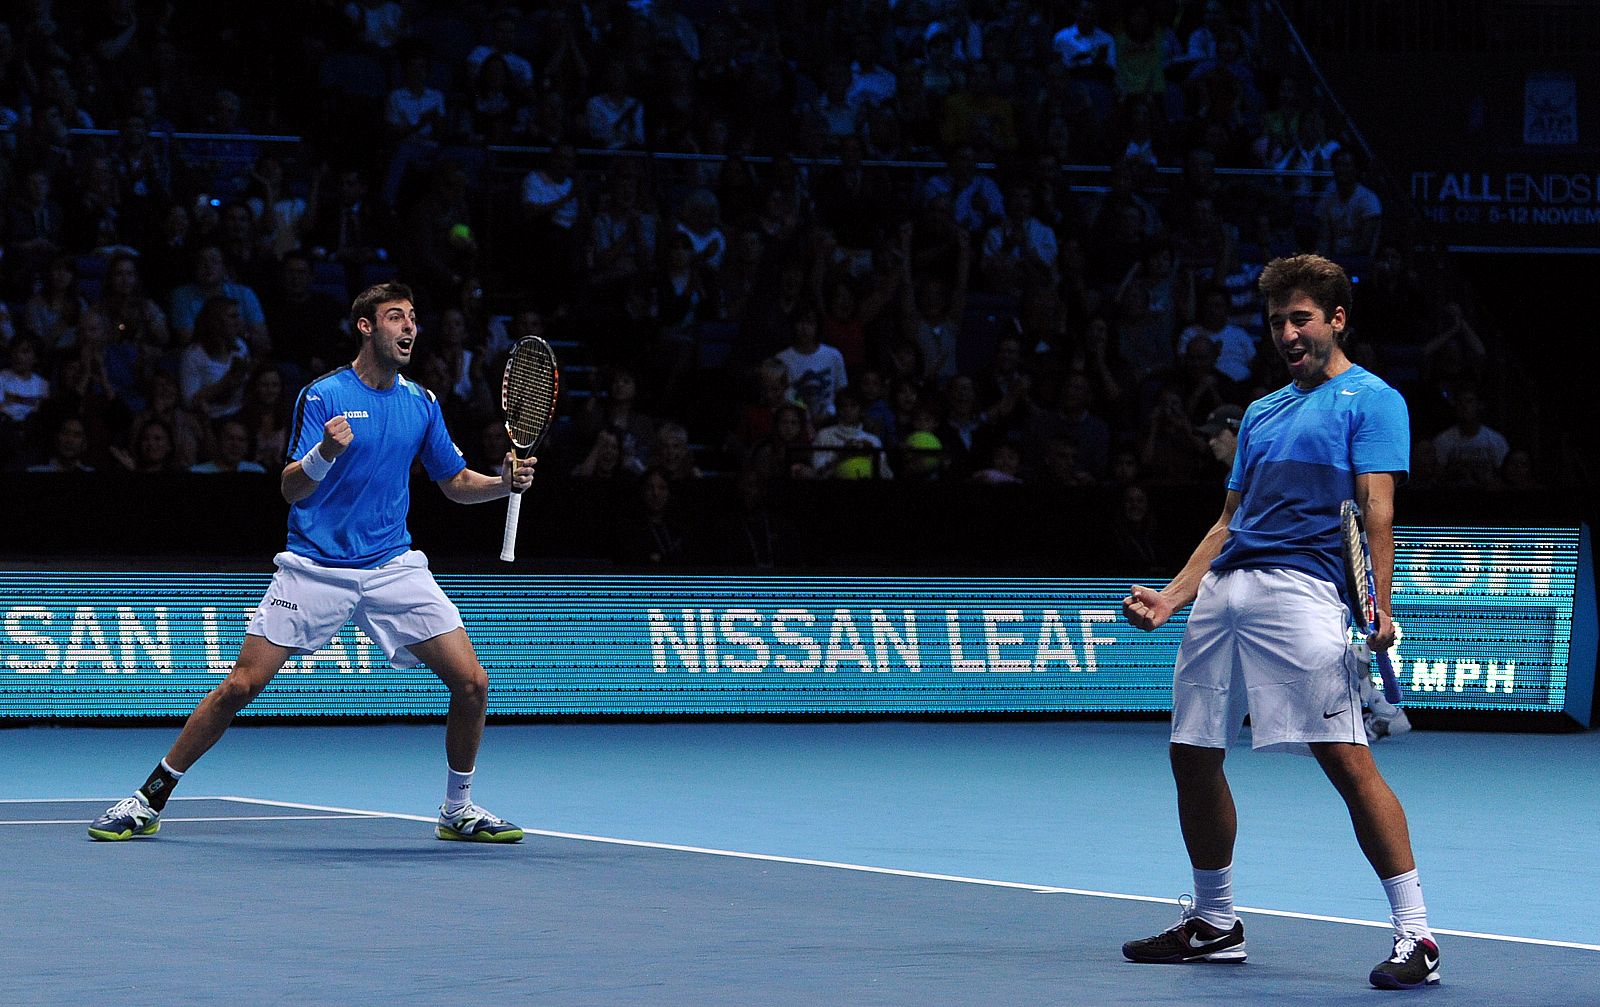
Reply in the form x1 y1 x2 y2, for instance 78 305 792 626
465 12 534 92
1431 386 1508 488
1316 150 1382 260
0 337 49 426
1052 1 1116 75
382 50 448 206
585 61 645 150
1178 286 1258 383
776 303 848 426
812 386 892 478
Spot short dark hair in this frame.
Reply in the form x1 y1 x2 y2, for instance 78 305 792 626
1258 253 1352 327
351 281 415 331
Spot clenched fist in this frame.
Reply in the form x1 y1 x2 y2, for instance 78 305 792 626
321 415 353 459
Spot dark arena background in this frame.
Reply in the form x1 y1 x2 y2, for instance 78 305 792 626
1 2 1596 1003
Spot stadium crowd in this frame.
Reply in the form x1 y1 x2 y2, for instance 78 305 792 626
0 0 1536 519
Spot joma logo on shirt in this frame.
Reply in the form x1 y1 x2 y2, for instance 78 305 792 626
343 410 371 418
269 598 299 611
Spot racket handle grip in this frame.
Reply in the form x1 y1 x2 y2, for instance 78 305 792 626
499 492 524 562
1375 651 1401 705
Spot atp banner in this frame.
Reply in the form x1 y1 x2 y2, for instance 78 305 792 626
1 526 1592 722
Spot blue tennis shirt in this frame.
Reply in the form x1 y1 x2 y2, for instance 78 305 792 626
284 367 467 568
1213 364 1409 589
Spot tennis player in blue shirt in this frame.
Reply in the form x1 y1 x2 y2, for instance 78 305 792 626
1119 254 1440 989
92 281 537 845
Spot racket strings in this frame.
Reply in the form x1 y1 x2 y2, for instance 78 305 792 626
503 342 558 448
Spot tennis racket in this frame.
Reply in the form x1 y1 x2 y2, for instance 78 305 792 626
1340 499 1401 704
499 336 560 562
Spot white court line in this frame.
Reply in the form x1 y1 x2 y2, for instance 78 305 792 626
218 796 1600 955
3 815 377 826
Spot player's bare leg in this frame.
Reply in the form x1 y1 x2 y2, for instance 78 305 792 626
1311 741 1439 989
412 627 522 843
89 635 293 841
166 635 297 771
1171 742 1236 869
412 627 488 772
1122 742 1247 963
1309 742 1415 877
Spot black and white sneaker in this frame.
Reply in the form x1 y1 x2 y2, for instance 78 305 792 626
1123 896 1247 964
1370 931 1441 989
87 793 160 841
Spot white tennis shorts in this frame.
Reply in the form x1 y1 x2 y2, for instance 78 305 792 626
1170 567 1367 755
245 550 464 669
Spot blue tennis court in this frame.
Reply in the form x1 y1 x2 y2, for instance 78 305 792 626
5 721 1596 1004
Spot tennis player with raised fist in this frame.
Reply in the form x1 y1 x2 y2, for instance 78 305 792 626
91 281 537 846
1119 254 1439 990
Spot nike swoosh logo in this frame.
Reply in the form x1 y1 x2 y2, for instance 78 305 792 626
1340 389 1360 395
1424 956 1438 969
1185 932 1234 950
1323 709 1347 719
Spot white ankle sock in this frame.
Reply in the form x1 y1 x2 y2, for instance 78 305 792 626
1192 864 1236 929
1381 869 1432 941
445 766 474 813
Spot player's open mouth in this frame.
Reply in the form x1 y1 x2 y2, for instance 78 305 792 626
1281 345 1307 364
397 338 414 353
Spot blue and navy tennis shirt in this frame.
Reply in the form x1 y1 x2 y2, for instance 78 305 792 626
1213 364 1409 589
284 367 466 569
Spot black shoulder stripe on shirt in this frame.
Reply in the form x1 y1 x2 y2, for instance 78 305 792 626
286 365 353 465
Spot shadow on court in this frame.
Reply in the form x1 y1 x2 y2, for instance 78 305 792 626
2 798 1590 1006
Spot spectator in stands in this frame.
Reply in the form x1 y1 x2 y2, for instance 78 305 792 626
263 252 348 381
571 428 625 479
1114 3 1179 104
1053 2 1116 80
1110 482 1164 574
127 370 203 470
576 368 654 476
179 296 251 420
305 167 391 273
652 421 703 481
923 145 1003 235
812 386 890 479
466 12 534 93
901 225 971 384
190 417 266 473
940 60 1018 153
5 168 65 275
463 54 524 146
26 415 94 472
749 402 816 482
585 61 645 150
778 302 849 425
382 49 448 206
1432 386 1508 489
170 244 269 352
1139 386 1211 484
1316 149 1382 261
589 167 659 295
519 144 581 312
1497 448 1542 492
0 336 49 434
981 182 1058 298
96 253 171 351
238 366 290 470
23 255 87 352
1199 402 1243 474
616 467 691 566
109 416 182 473
673 188 727 273
346 0 406 51
971 439 1024 484
935 373 993 480
111 113 171 240
1178 285 1258 383
215 201 275 292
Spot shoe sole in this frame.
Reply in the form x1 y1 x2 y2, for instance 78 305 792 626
1370 970 1440 989
87 821 160 842
435 826 524 843
1123 945 1247 964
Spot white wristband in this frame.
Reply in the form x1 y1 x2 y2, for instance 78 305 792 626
300 443 334 482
